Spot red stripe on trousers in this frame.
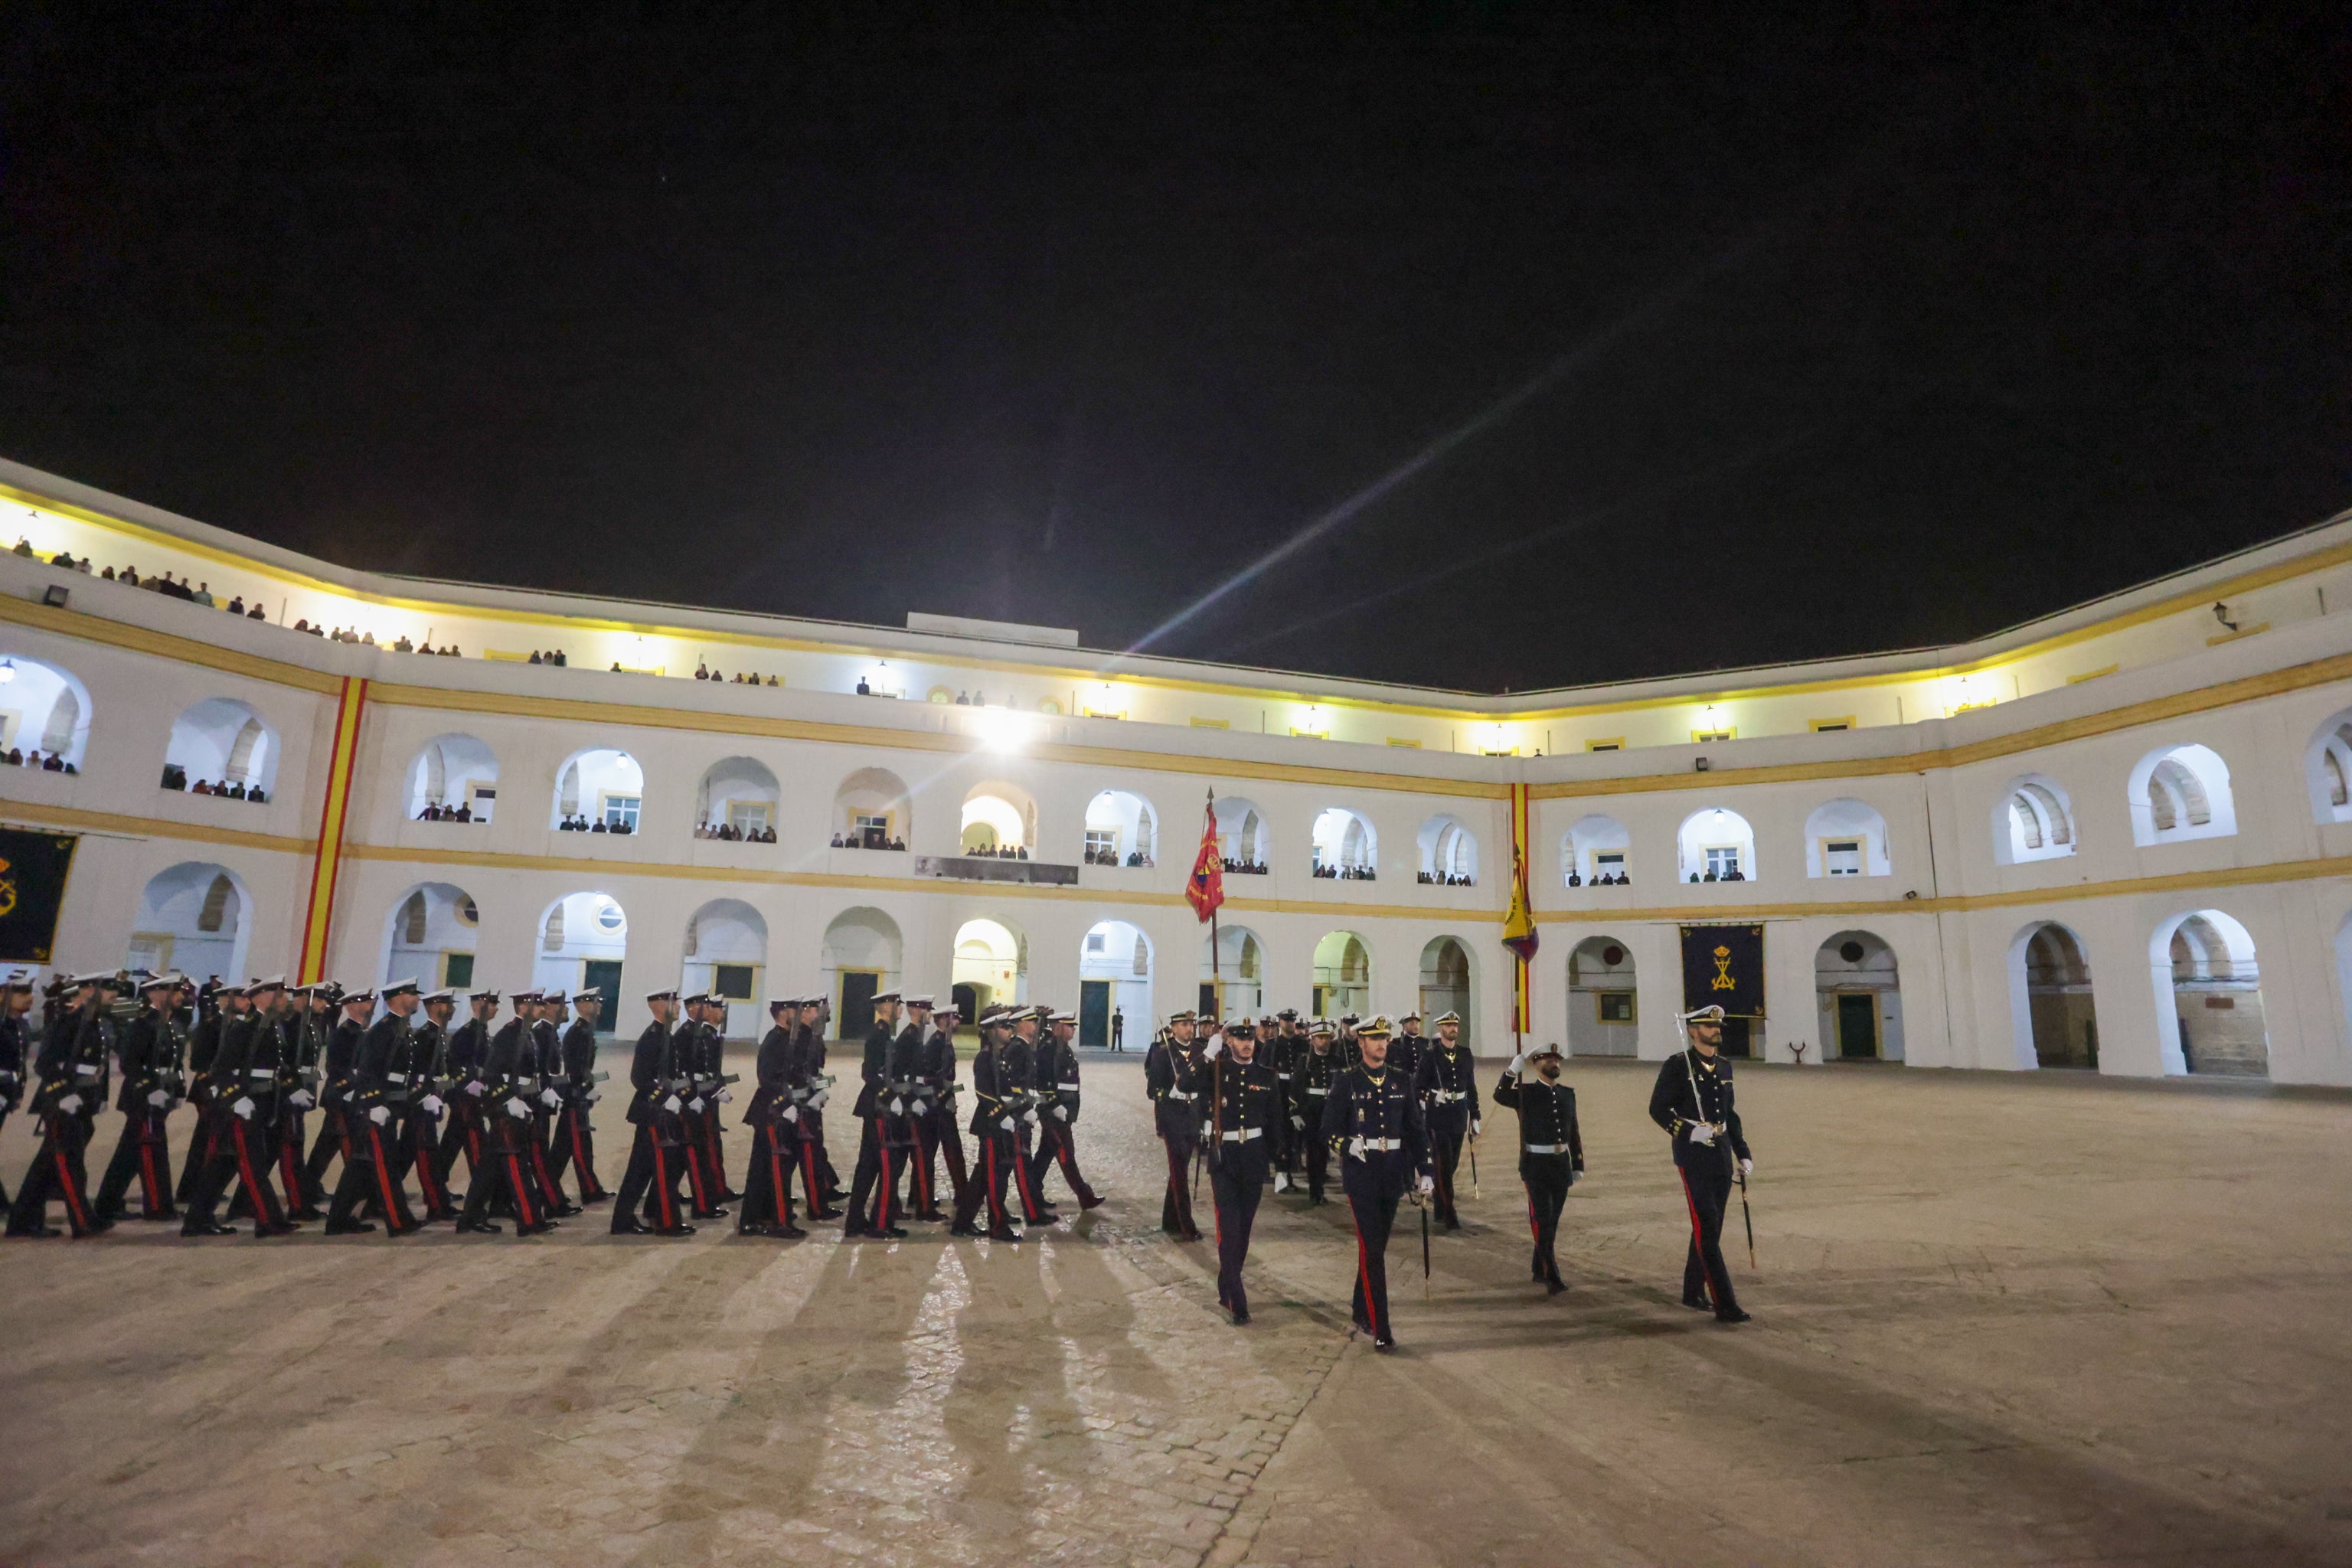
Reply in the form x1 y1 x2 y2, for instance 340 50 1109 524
507 1153 537 1227
766 1126 788 1225
370 1129 406 1233
1526 1184 1539 1244
53 1137 90 1233
569 1112 601 1196
1678 1168 1717 1308
1354 1219 1380 1338
140 1141 162 1214
652 1142 677 1230
878 1145 893 1230
228 1123 266 1235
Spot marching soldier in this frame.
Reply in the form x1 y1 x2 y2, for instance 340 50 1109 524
436 988 498 1191
736 997 807 1237
277 981 332 1218
6 972 115 1237
397 986 460 1220
1146 1009 1204 1241
1319 1016 1433 1352
94 972 187 1223
672 994 728 1219
846 990 910 1238
1415 1010 1479 1230
457 987 557 1237
911 999 965 1220
1265 1011 1302 1192
1648 1004 1753 1323
612 988 693 1236
179 975 294 1240
998 1006 1053 1224
0 972 33 1209
1294 1019 1341 1204
325 982 422 1236
1198 1017 1282 1324
1028 1008 1102 1211
949 1005 1024 1240
176 980 240 1207
792 995 845 1205
303 983 371 1200
1494 1040 1583 1293
1391 1011 1427 1086
546 989 609 1204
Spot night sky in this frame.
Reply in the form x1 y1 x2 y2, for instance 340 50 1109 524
4 5 2347 693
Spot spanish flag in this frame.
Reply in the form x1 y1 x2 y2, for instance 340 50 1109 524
1502 843 1539 962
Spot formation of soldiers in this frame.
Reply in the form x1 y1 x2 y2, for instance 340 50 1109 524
1 966 1755 1344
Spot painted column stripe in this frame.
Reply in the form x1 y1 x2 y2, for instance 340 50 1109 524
297 675 369 983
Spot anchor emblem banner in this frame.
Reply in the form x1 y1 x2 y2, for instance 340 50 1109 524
0 828 79 965
1680 923 1765 1018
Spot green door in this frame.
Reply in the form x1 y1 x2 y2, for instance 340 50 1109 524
838 971 880 1041
1836 993 1878 1059
580 959 622 1035
1080 980 1111 1047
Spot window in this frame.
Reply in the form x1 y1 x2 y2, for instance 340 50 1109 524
1085 829 1118 861
1823 838 1863 877
1599 991 1635 1024
1704 846 1742 879
1811 717 1854 733
443 952 475 988
600 793 641 831
466 783 496 821
1085 931 1106 953
1586 739 1624 752
1693 729 1736 744
595 900 626 933
1593 851 1626 879
712 963 756 1001
726 800 771 834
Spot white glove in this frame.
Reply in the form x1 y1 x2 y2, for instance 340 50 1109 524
1507 1053 1527 1075
688 1096 706 1113
1052 1105 1068 1121
466 1080 485 1096
368 1104 390 1125
1416 1174 1435 1197
541 1088 560 1108
1347 1135 1366 1160
1740 1157 1755 1176
1000 1116 1016 1132
230 1096 253 1119
58 1093 83 1114
421 1094 443 1115
1471 1122 1481 1140
716 1089 733 1103
662 1094 682 1112
290 1088 315 1108
1290 1115 1304 1130
782 1104 799 1122
1024 1108 1039 1125
505 1097 530 1118
583 1092 599 1106
1202 1037 1224 1061
810 1089 828 1109
1687 1121 1717 1145
887 1097 903 1116
148 1088 171 1107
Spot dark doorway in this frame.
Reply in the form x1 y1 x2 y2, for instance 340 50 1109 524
952 982 979 1024
838 970 880 1041
1719 1015 1753 1058
1200 981 1220 1019
580 959 622 1035
1080 979 1111 1047
1835 993 1878 1058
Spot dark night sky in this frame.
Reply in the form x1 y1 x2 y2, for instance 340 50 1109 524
3 4 2347 693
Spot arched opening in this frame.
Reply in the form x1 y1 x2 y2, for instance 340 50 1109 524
961 784 1034 856
128 862 252 982
1416 815 1478 886
951 916 1026 1024
683 898 766 1021
835 766 910 850
695 756 779 841
1079 920 1152 1047
551 747 645 834
2151 909 2269 1077
1311 807 1377 880
1562 814 1631 886
822 906 903 1040
1993 773 2079 865
1212 795 1270 874
2305 709 2352 823
1566 936 1638 1056
1804 799 1892 879
2128 743 2238 847
1815 931 1902 1060
0 654 92 768
405 733 498 822
163 697 278 798
1677 807 1756 882
1312 930 1371 1018
1201 923 1265 1018
534 891 629 1031
380 882 481 991
1418 936 1473 1038
2007 921 2099 1069
1083 789 1158 867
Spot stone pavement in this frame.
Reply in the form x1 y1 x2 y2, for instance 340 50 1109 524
2 1055 2349 1566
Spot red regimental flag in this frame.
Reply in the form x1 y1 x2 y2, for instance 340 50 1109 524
1187 799 1226 923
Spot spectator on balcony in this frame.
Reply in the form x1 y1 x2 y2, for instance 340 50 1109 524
250 604 267 621
11 538 31 557
192 581 214 606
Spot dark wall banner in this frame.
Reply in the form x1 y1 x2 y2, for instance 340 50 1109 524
1681 923 1766 1018
0 828 79 964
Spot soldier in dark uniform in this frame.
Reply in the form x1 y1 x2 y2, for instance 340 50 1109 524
179 975 294 1239
1294 1019 1341 1204
998 1006 1054 1224
671 993 727 1219
1414 1010 1480 1230
1648 1004 1753 1323
1146 1009 1204 1241
436 988 498 1191
277 981 333 1218
396 986 460 1220
545 989 609 1204
1199 1018 1282 1323
1028 1008 1102 1210
736 998 807 1238
1319 1016 1434 1351
0 972 34 1209
910 999 964 1220
6 972 114 1236
176 980 241 1207
1390 1011 1427 1088
305 984 374 1199
457 986 557 1237
326 982 422 1236
612 989 693 1236
524 992 583 1215
1494 1040 1583 1293
1263 1011 1301 1193
95 972 188 1222
792 996 845 1204
949 1006 1024 1240
845 990 910 1238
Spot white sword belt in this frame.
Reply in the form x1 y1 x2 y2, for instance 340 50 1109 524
1057 1081 1080 1091
1219 1128 1263 1142
1163 1089 1194 1101
1432 1089 1466 1102
1303 1087 1328 1096
1524 1143 1572 1155
1357 1137 1403 1151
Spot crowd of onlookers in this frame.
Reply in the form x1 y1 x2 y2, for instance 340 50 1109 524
831 831 908 851
1084 848 1154 867
5 747 75 773
556 814 635 834
158 763 266 802
1416 871 1474 886
1222 857 1270 875
1566 869 1630 886
698 662 781 685
1689 867 1745 881
414 802 481 822
695 820 778 842
962 842 1031 860
1312 861 1377 880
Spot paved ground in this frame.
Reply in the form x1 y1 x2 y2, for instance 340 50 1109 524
2 1053 2349 1567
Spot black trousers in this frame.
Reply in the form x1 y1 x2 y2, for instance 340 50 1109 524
8 1113 99 1236
278 1106 324 1210
327 1119 418 1235
544 1101 607 1200
400 1108 456 1214
302 1106 347 1193
612 1121 690 1232
846 1116 907 1233
952 1129 1016 1233
175 1101 208 1204
1158 1134 1198 1236
1208 1156 1265 1316
181 1112 286 1236
436 1095 487 1185
1302 1123 1330 1200
460 1125 546 1234
806 1109 841 1193
737 1121 799 1233
1678 1158 1743 1317
1010 1122 1047 1219
1523 1157 1570 1282
1345 1188 1403 1342
1027 1116 1097 1206
1429 1127 1466 1227
916 1107 965 1213
95 1107 175 1217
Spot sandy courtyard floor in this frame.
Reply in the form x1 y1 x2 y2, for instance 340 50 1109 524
1 1053 2347 1567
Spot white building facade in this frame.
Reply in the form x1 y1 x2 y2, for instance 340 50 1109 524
3 454 2351 1084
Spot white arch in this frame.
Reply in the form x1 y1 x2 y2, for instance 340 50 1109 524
1210 795 1270 870
1677 806 1756 882
550 746 645 831
405 733 498 821
835 766 911 848
696 756 779 836
1079 919 1154 1046
2005 920 2098 1070
952 915 1027 1013
533 890 630 1008
1083 789 1158 866
1562 814 1632 885
2305 707 2352 823
683 897 767 1004
1417 934 1475 1039
1992 773 2077 865
380 881 480 990
1804 798 1892 878
1815 929 1903 1060
1566 935 1638 1056
2127 743 2237 847
1312 929 1373 1017
0 653 93 766
129 861 253 983
1416 815 1478 884
165 697 279 795
822 906 905 1027
1311 806 1377 877
1203 923 1266 1017
2148 907 2266 1076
